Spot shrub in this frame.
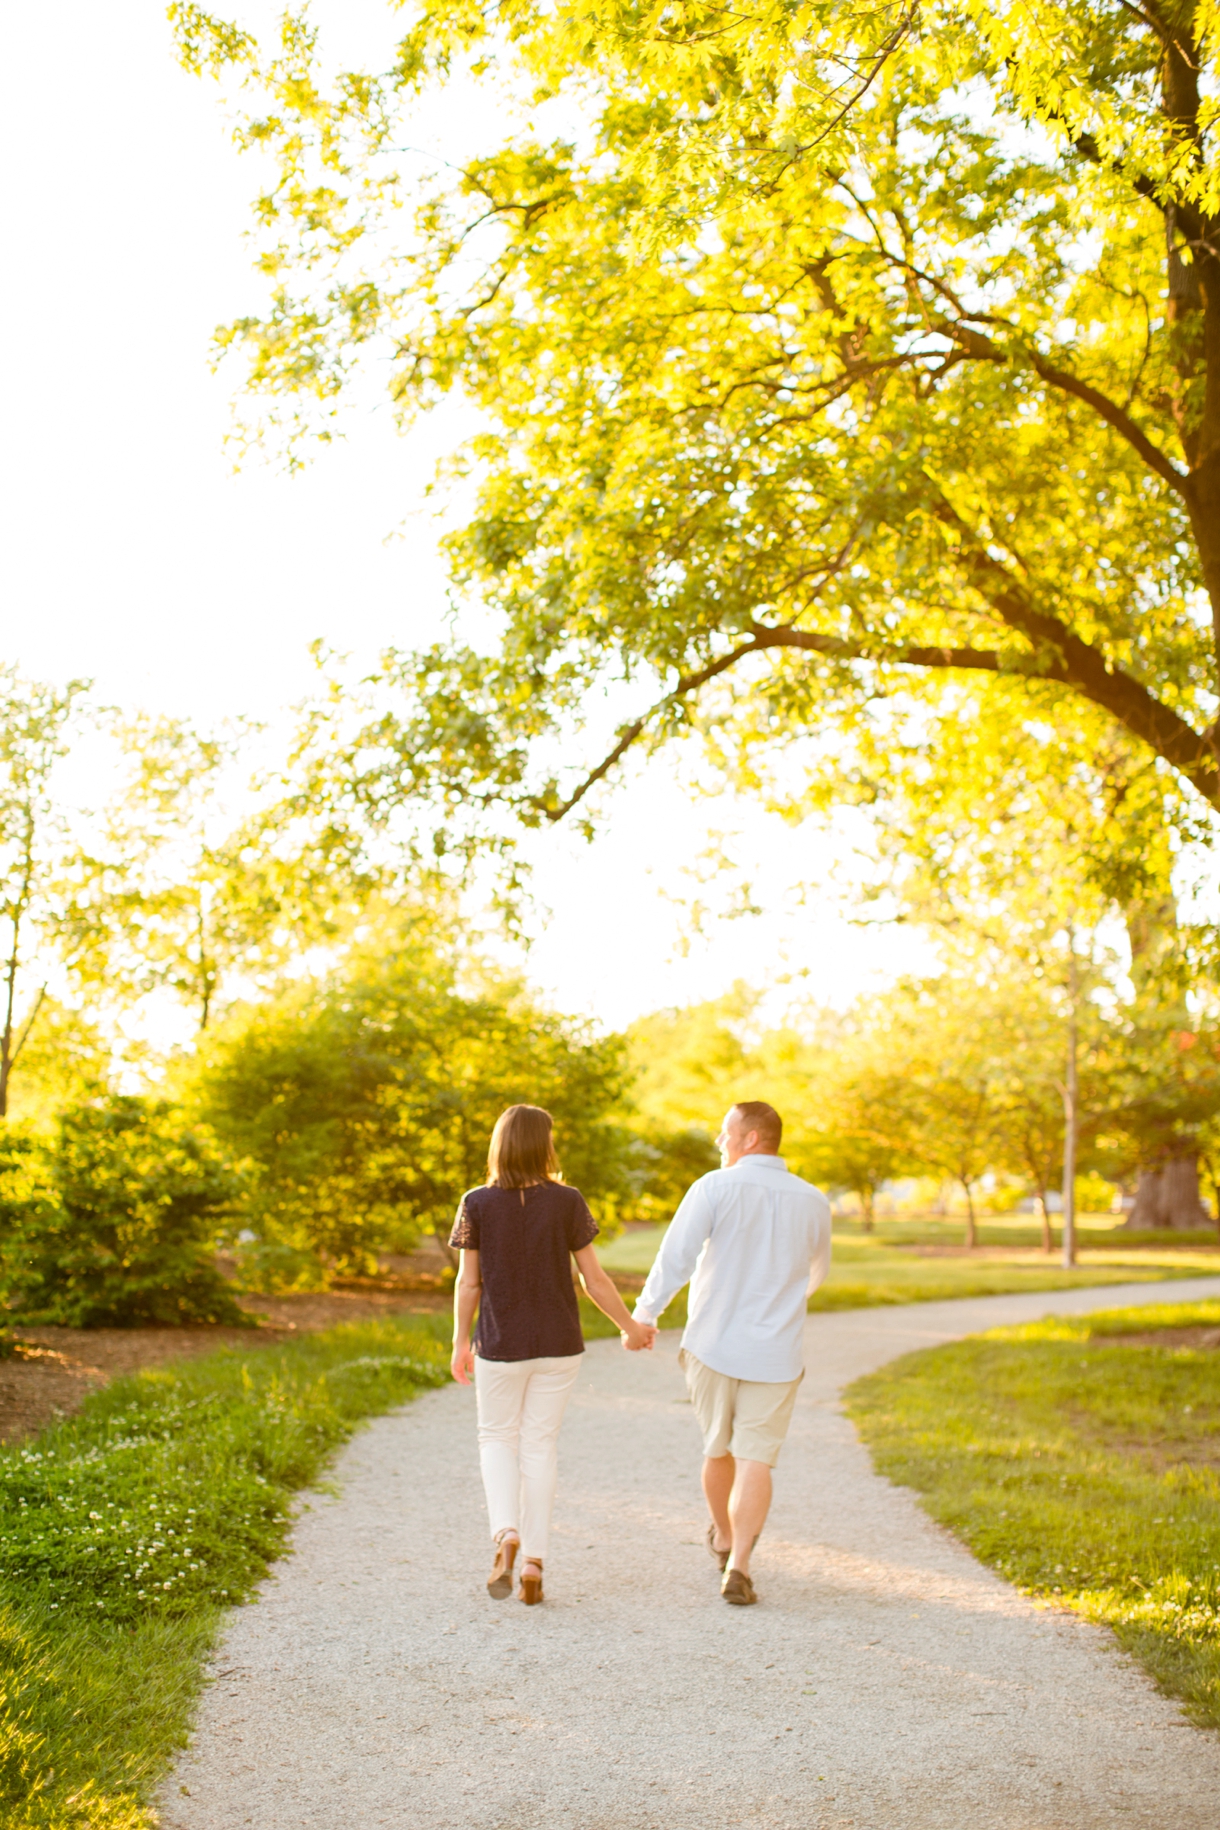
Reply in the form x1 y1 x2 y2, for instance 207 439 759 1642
188 944 636 1278
626 1125 720 1224
0 1098 245 1327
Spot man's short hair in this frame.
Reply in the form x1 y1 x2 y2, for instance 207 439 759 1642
733 1101 782 1152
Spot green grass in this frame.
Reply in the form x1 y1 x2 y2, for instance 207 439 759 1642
0 1314 450 1828
845 1299 1220 1727
597 1219 1220 1312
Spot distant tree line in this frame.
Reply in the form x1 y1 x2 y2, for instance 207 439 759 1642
627 984 1220 1250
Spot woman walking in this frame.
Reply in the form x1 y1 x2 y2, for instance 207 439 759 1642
450 1104 655 1604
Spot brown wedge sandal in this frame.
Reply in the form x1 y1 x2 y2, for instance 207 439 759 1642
487 1531 519 1600
519 1558 544 1605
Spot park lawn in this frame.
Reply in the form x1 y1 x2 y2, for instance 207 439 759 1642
0 1314 450 1830
845 1300 1220 1728
812 1238 1214 1309
596 1222 1220 1313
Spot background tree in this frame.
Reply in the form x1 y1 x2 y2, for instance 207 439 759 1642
3 1000 112 1132
795 1036 918 1230
990 996 1070 1254
625 990 755 1139
1092 1011 1220 1226
624 987 839 1198
67 713 402 1032
0 668 85 1117
886 986 1019 1250
777 685 1210 1242
187 927 634 1281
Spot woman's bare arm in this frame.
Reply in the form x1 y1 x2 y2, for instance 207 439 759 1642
573 1245 656 1351
451 1248 481 1383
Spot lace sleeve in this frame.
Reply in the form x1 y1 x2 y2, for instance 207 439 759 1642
448 1194 480 1251
565 1189 599 1251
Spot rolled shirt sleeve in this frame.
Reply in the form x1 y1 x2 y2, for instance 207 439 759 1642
634 1178 716 1325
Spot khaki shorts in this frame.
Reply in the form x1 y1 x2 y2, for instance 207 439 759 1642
680 1350 803 1468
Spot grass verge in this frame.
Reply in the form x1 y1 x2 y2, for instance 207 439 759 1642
845 1299 1220 1727
0 1313 449 1828
810 1252 1198 1310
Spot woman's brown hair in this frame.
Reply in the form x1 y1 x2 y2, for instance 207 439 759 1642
486 1105 560 1188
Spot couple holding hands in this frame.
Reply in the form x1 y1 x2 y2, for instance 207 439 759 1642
449 1098 831 1607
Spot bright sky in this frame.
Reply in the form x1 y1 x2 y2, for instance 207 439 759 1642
1 0 928 1034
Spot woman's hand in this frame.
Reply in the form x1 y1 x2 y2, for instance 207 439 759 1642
451 1340 476 1384
621 1319 657 1353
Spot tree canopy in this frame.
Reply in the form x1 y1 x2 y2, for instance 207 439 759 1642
173 0 1220 842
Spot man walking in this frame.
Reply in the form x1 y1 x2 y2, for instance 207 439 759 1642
633 1101 831 1605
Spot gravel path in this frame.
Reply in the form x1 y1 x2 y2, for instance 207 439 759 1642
164 1277 1220 1829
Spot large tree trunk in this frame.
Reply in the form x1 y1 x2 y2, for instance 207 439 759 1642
1125 1154 1211 1229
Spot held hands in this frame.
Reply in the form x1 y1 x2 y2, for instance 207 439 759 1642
450 1340 476 1385
621 1319 657 1353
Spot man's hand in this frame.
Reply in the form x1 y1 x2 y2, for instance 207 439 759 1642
621 1319 657 1352
450 1340 476 1384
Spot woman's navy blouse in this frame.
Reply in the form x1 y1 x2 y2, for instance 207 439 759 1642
449 1181 600 1361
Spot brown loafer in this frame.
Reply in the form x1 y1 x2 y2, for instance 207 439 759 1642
519 1558 544 1605
722 1567 757 1606
707 1523 730 1572
487 1533 518 1600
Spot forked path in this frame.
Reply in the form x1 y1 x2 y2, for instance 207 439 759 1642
166 1278 1220 1830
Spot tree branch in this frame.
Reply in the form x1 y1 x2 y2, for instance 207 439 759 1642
933 499 1220 801
1065 130 1163 209
934 320 1189 496
537 637 770 820
8 983 47 1074
1028 353 1189 495
539 564 1220 822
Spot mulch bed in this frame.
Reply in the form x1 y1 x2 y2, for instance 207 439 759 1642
0 1289 450 1446
1091 1326 1220 1350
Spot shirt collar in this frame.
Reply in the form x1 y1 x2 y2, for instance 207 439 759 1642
730 1153 787 1170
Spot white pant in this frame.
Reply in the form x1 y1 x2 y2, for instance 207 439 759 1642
474 1353 582 1560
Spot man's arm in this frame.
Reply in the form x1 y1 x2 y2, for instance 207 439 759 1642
634 1180 715 1324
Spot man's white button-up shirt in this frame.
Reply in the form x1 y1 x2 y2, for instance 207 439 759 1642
633 1154 831 1383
